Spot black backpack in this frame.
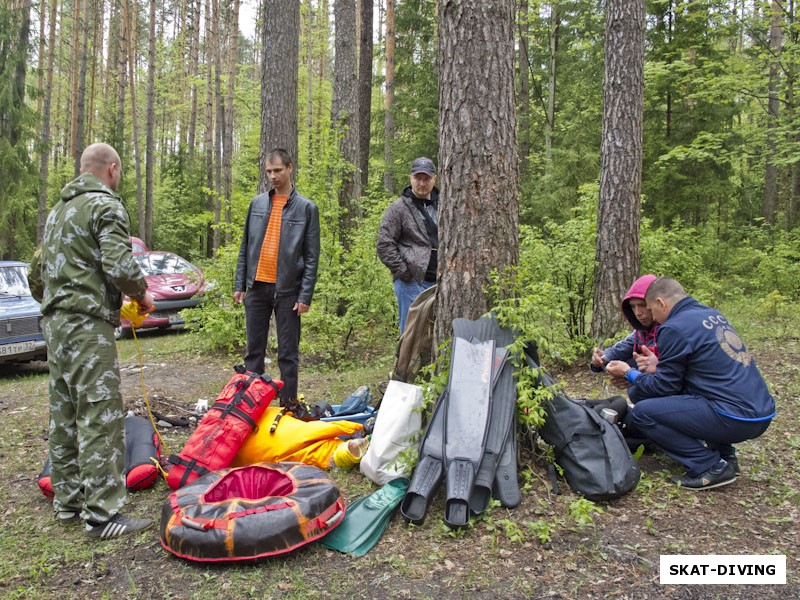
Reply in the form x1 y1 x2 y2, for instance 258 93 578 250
534 366 640 501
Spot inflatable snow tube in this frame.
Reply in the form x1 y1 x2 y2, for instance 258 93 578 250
38 415 161 498
160 462 345 562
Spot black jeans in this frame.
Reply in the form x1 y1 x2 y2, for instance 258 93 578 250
243 282 300 400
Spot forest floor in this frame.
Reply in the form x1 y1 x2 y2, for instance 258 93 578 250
0 325 797 599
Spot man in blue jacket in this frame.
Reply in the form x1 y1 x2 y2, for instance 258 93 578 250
605 277 775 490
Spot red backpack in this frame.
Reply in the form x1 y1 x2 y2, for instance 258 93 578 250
167 368 282 490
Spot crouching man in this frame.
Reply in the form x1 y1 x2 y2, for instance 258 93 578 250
605 277 775 490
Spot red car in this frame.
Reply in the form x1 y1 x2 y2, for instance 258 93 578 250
116 251 206 339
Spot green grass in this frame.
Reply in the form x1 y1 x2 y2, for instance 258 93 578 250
2 306 799 598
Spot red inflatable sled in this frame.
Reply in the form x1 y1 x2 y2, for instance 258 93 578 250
166 368 282 490
160 462 345 562
38 414 162 497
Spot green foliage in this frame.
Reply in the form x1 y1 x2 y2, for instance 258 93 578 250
180 242 245 354
490 184 597 364
0 1 37 259
568 498 603 529
388 0 439 192
527 519 554 545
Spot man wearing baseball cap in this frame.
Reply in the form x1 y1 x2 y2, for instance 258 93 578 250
377 157 440 332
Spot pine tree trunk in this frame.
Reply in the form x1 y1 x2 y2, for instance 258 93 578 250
187 0 201 157
544 6 559 175
517 0 531 177
212 0 223 250
223 0 239 244
68 0 81 170
74 0 91 173
357 0 373 190
434 0 519 350
332 0 361 240
204 0 214 258
125 0 144 237
115 0 127 160
145 0 156 247
37 0 58 243
383 0 395 193
260 0 300 193
591 0 645 342
763 0 782 225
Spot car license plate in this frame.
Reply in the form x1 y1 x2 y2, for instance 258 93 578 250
168 313 183 324
0 340 35 356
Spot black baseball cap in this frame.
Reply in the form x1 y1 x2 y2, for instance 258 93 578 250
410 157 436 176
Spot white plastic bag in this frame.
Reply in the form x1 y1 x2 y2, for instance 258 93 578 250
360 380 424 485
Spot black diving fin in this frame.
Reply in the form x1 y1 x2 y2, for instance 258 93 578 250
400 390 447 525
493 419 521 507
452 316 519 516
443 335 495 528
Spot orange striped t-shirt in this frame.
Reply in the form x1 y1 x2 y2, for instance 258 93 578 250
255 195 288 283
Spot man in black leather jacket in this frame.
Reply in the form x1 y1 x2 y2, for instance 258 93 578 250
234 148 320 403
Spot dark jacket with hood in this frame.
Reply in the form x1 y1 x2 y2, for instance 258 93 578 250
592 274 659 371
376 186 439 284
235 188 321 305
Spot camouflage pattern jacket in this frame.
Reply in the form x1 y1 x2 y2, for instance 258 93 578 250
29 173 147 325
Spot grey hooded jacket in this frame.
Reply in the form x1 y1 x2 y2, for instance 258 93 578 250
376 186 439 283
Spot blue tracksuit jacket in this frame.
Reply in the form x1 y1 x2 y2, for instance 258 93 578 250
628 297 775 422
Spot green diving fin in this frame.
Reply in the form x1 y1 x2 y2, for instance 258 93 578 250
320 477 409 557
443 335 495 528
400 390 446 524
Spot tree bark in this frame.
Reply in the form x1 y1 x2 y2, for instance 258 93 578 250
68 0 82 169
204 0 215 257
383 0 395 193
763 0 782 225
434 0 520 350
357 0 373 190
145 0 157 247
591 0 645 341
37 0 58 243
544 4 559 175
125 0 144 237
517 0 531 177
260 0 300 193
223 0 240 244
332 0 361 248
115 0 127 159
73 0 91 175
187 0 202 157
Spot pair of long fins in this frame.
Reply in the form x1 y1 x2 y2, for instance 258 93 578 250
400 315 521 528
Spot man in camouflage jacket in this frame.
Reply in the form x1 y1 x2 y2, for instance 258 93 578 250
29 143 155 539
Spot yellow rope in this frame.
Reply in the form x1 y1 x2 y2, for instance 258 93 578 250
122 301 171 468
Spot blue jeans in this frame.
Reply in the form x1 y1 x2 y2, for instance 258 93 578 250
394 279 434 333
630 394 771 476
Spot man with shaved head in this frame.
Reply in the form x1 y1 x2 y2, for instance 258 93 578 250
29 143 155 538
606 277 775 491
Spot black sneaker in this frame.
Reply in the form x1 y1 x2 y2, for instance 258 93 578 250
671 459 738 490
722 455 740 475
86 513 153 539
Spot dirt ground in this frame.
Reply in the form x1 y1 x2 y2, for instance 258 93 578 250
1 333 798 599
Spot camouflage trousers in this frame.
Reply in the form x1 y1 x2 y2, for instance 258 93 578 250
42 311 125 523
